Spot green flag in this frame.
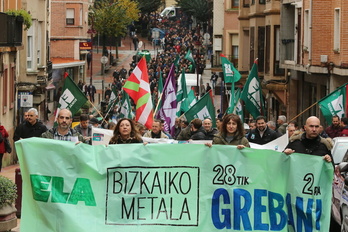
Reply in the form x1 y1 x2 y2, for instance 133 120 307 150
107 87 119 112
174 54 180 67
220 54 241 83
318 84 347 124
184 92 216 126
240 60 265 119
158 71 164 103
227 88 241 114
181 89 197 114
119 90 132 119
234 97 244 123
184 49 195 70
56 76 88 120
176 69 188 116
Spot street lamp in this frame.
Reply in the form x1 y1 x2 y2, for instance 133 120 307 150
87 26 96 83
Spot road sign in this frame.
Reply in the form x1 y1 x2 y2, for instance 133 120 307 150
100 56 108 64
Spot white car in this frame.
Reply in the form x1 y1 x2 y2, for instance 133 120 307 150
331 137 348 231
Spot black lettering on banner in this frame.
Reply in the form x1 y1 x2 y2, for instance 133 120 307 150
224 165 236 185
302 173 314 195
113 171 122 194
105 166 199 226
212 165 224 185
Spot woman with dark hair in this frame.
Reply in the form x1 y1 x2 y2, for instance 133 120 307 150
109 118 142 144
212 113 250 148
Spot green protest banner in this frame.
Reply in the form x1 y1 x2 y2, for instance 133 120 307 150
16 138 333 232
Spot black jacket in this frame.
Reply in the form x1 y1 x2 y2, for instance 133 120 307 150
190 127 206 140
247 126 279 145
285 133 332 157
13 120 47 141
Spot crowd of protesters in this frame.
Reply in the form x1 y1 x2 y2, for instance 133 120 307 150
104 12 211 124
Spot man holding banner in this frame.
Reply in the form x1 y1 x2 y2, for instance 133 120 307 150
41 109 85 143
284 116 333 164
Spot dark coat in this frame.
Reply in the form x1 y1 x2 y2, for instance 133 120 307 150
213 133 250 147
285 133 332 157
190 127 206 140
247 126 279 145
205 128 218 140
13 120 47 141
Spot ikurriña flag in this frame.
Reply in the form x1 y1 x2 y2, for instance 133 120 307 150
156 64 177 137
240 59 265 119
318 83 347 124
123 57 154 129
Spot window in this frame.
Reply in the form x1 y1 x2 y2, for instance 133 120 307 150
334 8 340 51
274 26 285 76
259 0 266 4
265 26 270 74
2 69 8 114
231 34 239 66
231 0 239 8
243 0 250 7
66 8 75 25
304 10 309 51
10 67 15 109
37 22 42 66
80 8 83 26
27 26 33 70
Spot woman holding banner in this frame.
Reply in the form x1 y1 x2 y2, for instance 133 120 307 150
211 114 250 148
109 118 143 144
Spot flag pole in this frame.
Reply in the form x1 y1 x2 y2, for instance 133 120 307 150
104 99 117 119
89 100 108 124
288 101 318 123
154 91 164 117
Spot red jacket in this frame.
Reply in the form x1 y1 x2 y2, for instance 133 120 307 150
340 126 348 137
0 125 9 154
325 125 342 138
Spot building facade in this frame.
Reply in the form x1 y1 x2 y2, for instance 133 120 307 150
50 0 91 105
280 0 348 126
0 0 24 167
238 0 285 122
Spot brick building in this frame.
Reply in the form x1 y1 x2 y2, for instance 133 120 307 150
50 0 91 100
281 0 348 125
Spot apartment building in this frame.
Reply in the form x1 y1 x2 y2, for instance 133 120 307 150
280 0 348 125
236 0 284 121
50 0 91 96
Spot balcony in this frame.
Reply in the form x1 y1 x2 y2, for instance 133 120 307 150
0 12 23 47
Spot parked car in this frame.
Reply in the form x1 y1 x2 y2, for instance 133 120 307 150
331 137 348 231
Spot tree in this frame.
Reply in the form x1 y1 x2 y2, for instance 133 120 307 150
90 0 139 58
175 0 213 23
137 0 163 15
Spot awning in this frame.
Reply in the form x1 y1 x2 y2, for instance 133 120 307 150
51 58 85 69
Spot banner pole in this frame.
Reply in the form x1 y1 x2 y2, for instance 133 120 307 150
153 92 164 117
89 100 108 124
288 101 318 123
